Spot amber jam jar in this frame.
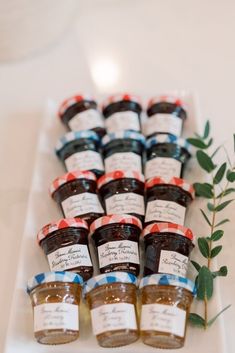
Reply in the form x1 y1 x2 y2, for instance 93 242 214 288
90 214 142 276
27 271 83 345
84 272 139 348
58 94 106 138
145 134 191 180
145 177 194 226
55 130 104 178
98 170 145 222
50 170 104 225
142 222 194 277
102 93 142 133
37 218 93 281
139 274 196 349
144 95 187 138
102 130 146 173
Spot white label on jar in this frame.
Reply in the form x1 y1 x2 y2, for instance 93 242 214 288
105 152 142 173
144 114 182 137
158 250 188 277
105 193 145 216
105 111 140 132
68 109 104 131
145 157 182 180
145 200 185 225
65 150 104 172
62 192 104 218
34 303 79 332
98 240 140 268
47 244 92 271
91 303 137 335
141 303 186 337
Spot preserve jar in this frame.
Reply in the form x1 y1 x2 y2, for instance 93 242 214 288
55 130 104 178
37 218 93 281
145 134 191 180
142 222 194 277
90 214 142 276
98 170 145 222
50 170 104 225
27 271 83 345
139 274 196 349
145 176 194 226
102 130 145 173
83 271 139 347
58 94 106 137
102 93 142 133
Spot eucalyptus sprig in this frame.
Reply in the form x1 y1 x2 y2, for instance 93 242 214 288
187 121 235 329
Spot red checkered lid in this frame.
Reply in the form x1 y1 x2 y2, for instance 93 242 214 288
50 170 96 196
102 93 142 110
90 214 142 234
145 176 195 198
58 94 95 118
98 170 145 189
37 218 89 244
142 222 194 241
147 94 186 110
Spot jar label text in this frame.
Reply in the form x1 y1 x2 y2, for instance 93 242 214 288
105 111 140 132
145 200 185 225
62 192 104 218
105 152 142 173
145 157 181 180
68 108 104 131
144 114 182 137
106 192 145 216
65 150 104 172
159 250 188 277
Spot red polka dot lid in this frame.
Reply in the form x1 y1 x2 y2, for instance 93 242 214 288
145 176 195 198
98 170 145 189
147 94 186 110
90 214 142 234
102 93 142 111
58 94 96 118
142 222 194 241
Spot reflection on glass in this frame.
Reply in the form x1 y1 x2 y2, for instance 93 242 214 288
91 57 120 92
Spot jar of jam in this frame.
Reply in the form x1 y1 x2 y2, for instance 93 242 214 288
58 94 106 138
145 177 194 226
37 218 93 281
90 214 142 276
50 170 104 225
55 130 104 178
139 274 196 349
98 170 145 222
102 93 142 133
83 271 139 348
142 222 194 277
27 271 83 345
145 134 191 180
102 130 145 173
144 95 187 138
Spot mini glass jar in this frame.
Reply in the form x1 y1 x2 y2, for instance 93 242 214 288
102 93 142 133
98 170 145 222
139 274 196 349
90 214 142 276
145 176 194 226
27 271 83 345
37 218 93 281
145 134 191 180
102 130 146 173
142 222 194 277
84 272 139 348
50 170 104 225
58 94 106 138
55 130 104 178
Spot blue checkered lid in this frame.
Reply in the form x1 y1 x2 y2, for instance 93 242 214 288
146 134 191 152
27 271 83 294
102 130 146 147
139 274 196 295
55 130 100 155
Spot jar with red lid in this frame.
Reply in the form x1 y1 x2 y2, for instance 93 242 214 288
90 214 142 276
50 170 104 225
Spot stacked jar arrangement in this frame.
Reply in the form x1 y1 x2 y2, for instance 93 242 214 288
26 93 196 349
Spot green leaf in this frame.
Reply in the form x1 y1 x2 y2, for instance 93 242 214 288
215 219 230 227
207 137 213 148
210 246 222 258
197 266 213 300
194 183 214 198
226 170 235 182
211 144 223 158
203 120 210 139
196 150 216 173
215 199 234 212
216 188 235 198
198 237 210 258
212 266 228 278
213 163 227 184
211 230 224 241
207 202 215 212
200 209 212 226
189 313 205 328
187 138 209 149
191 260 201 272
208 305 231 327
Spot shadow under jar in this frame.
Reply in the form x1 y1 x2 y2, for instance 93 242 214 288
90 214 142 276
83 272 139 348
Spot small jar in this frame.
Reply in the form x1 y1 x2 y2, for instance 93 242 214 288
145 134 191 180
37 218 93 281
50 170 104 225
90 214 142 276
27 271 83 345
139 274 195 349
144 95 187 138
145 177 194 226
102 93 142 133
142 222 194 277
98 170 145 222
58 94 106 138
84 272 139 348
102 130 146 173
55 131 104 178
